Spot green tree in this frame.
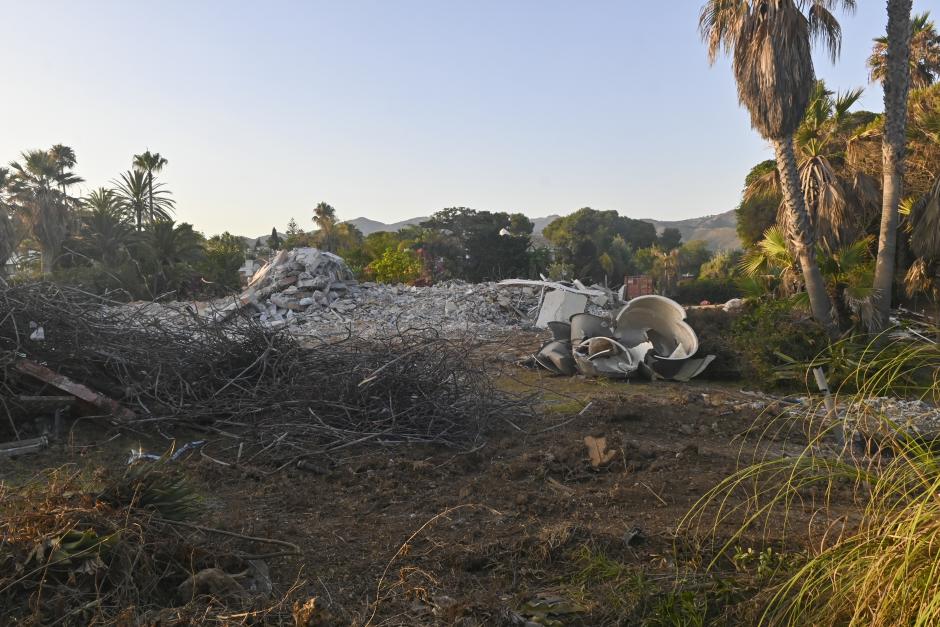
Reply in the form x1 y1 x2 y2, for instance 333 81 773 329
678 240 713 276
286 217 302 236
7 149 82 273
744 83 881 251
542 208 656 282
200 232 246 291
132 151 169 224
658 227 683 250
700 0 853 337
422 207 532 281
114 169 174 231
312 202 339 252
77 188 137 266
368 247 424 284
736 160 781 247
140 220 204 295
268 227 282 251
0 168 19 271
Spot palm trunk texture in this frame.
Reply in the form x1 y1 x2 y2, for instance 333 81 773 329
773 136 838 338
873 0 913 327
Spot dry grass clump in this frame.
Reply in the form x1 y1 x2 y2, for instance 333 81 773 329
0 462 299 625
684 331 940 625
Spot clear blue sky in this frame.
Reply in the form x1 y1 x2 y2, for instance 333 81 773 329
0 1 909 236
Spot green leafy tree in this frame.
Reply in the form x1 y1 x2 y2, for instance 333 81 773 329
132 151 169 224
699 249 743 280
678 240 714 276
200 232 246 291
0 168 19 271
368 247 424 284
422 207 532 281
542 208 656 282
658 227 683 250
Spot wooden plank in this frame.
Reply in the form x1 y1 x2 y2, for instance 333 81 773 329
13 359 135 420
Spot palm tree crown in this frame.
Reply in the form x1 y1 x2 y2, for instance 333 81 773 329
869 11 940 90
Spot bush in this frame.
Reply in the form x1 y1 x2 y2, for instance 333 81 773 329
674 279 741 305
731 299 829 388
685 307 743 380
368 247 424 284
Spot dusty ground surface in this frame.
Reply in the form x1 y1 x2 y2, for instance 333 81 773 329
1 333 839 625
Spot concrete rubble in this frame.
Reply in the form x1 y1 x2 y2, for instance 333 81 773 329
212 249 618 338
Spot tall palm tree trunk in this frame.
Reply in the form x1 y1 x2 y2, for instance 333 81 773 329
773 136 838 338
148 172 154 224
873 0 914 327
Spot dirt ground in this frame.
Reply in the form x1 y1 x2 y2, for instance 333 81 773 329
1 336 830 625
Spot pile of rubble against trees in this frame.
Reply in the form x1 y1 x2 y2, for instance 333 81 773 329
225 248 612 337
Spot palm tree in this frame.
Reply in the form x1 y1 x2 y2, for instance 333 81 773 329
869 12 940 90
313 201 339 252
78 188 137 266
741 225 876 328
141 220 204 294
0 168 18 273
872 0 914 328
745 82 880 250
132 151 168 224
114 169 174 231
700 0 855 337
7 150 80 273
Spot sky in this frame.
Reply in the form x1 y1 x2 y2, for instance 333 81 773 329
0 0 912 236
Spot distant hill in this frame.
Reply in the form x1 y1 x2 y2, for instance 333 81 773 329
243 209 741 252
642 209 741 251
344 216 428 235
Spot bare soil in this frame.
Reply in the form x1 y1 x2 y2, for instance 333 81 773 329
1 346 829 625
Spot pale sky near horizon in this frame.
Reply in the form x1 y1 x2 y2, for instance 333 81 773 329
0 1 918 236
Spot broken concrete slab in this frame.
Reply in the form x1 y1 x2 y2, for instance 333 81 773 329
535 290 588 329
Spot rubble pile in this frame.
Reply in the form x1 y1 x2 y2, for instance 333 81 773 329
234 248 605 336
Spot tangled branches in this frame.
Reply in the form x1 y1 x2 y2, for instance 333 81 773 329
1 281 531 462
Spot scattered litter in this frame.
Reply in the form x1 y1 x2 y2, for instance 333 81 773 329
127 440 207 465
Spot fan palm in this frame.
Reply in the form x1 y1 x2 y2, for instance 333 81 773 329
114 169 174 231
740 226 876 328
700 0 855 337
0 168 18 273
872 0 914 327
869 12 940 90
745 83 880 250
7 150 80 273
313 201 339 252
141 220 204 294
79 188 137 266
132 151 168 224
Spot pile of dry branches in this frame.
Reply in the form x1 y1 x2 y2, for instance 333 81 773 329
0 281 531 462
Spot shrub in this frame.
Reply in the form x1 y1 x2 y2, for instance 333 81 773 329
731 299 829 387
674 279 742 305
368 247 424 284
